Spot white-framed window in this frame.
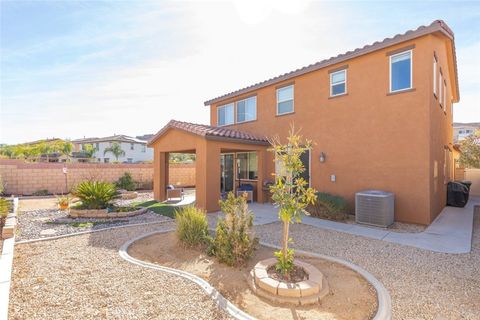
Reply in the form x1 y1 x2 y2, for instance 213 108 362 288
439 72 443 106
389 50 412 92
127 158 133 163
217 103 234 126
141 145 146 152
443 81 447 112
276 85 294 115
330 69 347 96
433 57 437 96
130 143 134 150
236 96 256 123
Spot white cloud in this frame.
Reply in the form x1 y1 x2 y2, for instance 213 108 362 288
3 1 477 144
453 41 480 122
2 0 362 143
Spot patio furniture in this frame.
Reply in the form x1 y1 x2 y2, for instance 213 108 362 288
236 184 254 203
167 185 184 201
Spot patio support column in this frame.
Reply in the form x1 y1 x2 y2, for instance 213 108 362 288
256 149 266 203
196 141 221 212
155 151 169 201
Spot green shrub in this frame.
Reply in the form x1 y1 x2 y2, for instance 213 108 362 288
308 192 347 220
115 172 136 191
0 175 5 195
208 192 257 266
0 198 9 228
72 181 119 209
32 189 49 196
175 206 209 247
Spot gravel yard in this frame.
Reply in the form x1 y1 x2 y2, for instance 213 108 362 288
9 222 232 320
10 198 479 319
16 193 171 241
257 210 480 320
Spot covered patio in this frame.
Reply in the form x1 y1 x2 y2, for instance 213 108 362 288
147 120 271 212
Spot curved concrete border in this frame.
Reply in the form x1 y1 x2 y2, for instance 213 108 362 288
119 230 392 320
119 229 255 320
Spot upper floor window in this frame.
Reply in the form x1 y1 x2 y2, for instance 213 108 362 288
390 50 412 92
237 96 256 123
95 143 99 150
217 103 234 126
277 85 294 115
439 72 443 106
443 81 447 112
130 143 134 150
330 69 347 96
141 145 146 152
433 57 437 96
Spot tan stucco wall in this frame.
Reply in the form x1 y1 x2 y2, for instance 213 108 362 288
0 159 194 195
207 34 457 224
427 34 455 222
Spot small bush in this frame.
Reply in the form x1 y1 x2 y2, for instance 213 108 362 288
208 192 257 266
308 192 347 220
115 172 136 191
0 198 9 228
32 189 49 196
0 175 5 195
175 206 209 247
72 181 119 209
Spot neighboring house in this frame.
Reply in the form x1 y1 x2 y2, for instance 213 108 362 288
148 20 459 225
453 123 480 142
73 135 154 163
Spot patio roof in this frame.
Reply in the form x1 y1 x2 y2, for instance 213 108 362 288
147 120 270 147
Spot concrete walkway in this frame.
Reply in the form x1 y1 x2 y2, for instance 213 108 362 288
234 197 479 254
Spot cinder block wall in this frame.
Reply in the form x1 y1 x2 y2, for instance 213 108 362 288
0 159 195 195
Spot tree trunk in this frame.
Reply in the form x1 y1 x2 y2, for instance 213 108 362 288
282 219 289 261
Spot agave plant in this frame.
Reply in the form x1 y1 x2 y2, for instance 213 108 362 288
72 181 119 209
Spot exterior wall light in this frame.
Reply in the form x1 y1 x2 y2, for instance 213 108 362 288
319 152 326 163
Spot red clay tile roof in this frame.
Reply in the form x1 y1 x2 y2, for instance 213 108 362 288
204 20 459 106
147 120 269 146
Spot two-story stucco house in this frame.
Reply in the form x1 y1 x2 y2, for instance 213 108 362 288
73 135 154 163
453 123 479 142
148 20 459 225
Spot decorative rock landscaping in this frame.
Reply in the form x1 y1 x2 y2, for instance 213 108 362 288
119 190 138 200
69 207 147 218
249 258 329 305
16 197 171 241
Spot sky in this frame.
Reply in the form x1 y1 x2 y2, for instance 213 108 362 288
1 0 479 144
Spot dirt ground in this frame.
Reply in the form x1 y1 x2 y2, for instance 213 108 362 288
128 232 378 320
18 197 58 211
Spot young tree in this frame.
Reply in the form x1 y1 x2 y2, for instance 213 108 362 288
268 126 317 278
103 142 125 161
82 143 96 158
458 129 480 168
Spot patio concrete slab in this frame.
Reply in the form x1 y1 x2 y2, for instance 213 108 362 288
242 197 479 254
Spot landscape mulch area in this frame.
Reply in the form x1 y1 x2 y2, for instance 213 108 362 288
16 194 171 241
9 223 232 320
128 232 377 320
256 211 480 320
